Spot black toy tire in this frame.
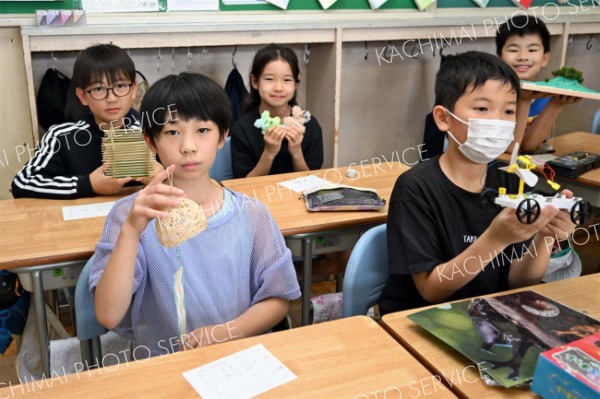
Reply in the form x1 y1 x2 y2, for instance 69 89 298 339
517 198 540 224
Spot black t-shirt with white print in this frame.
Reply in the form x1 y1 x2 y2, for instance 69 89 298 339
378 155 532 315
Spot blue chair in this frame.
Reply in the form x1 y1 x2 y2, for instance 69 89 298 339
210 136 233 182
75 255 107 369
592 109 600 134
342 224 389 317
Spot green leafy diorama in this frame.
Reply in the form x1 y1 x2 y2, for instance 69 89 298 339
545 67 584 84
523 66 598 95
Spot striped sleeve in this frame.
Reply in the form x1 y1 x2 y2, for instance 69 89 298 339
11 121 93 199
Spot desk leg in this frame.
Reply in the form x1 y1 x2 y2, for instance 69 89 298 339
32 271 51 376
302 237 313 326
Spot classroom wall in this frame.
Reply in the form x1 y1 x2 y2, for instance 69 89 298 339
556 34 600 135
336 33 588 167
0 28 33 199
2 18 600 199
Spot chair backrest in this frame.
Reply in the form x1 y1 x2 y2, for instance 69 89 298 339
75 255 107 341
342 224 389 317
210 136 233 182
592 109 600 134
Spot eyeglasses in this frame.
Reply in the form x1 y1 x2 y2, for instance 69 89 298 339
85 83 133 101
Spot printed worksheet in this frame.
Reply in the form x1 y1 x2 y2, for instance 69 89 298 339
183 344 297 399
62 202 115 221
277 175 331 193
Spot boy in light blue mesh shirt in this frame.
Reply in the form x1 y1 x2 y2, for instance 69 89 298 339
90 73 300 357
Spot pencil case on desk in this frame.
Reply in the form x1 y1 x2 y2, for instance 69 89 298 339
303 184 386 212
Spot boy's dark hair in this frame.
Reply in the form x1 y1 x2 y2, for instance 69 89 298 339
71 44 136 89
434 51 520 111
141 72 231 144
495 15 551 55
242 43 300 114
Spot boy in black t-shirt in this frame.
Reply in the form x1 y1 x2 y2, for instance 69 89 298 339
378 52 576 314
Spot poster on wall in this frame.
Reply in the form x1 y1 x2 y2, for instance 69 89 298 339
510 0 533 9
318 0 338 9
413 0 435 11
265 0 289 9
368 0 388 8
222 0 268 4
168 0 219 10
471 0 490 7
82 0 159 12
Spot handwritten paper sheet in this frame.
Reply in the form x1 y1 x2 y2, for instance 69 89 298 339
277 175 330 193
183 344 297 399
62 202 115 221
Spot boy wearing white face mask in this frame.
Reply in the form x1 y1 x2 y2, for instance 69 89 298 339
378 52 576 314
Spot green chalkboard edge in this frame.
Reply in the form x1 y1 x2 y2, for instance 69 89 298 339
0 0 591 15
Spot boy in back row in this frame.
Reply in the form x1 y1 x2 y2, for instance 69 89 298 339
11 44 160 199
496 15 580 153
378 52 576 314
424 16 579 158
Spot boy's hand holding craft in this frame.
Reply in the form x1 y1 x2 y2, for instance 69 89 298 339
536 189 576 243
126 164 184 234
486 205 559 249
90 164 132 196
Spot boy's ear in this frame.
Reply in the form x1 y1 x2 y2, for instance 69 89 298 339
250 74 258 90
541 51 550 68
75 87 89 107
432 105 451 132
218 130 229 149
143 132 157 154
130 80 139 96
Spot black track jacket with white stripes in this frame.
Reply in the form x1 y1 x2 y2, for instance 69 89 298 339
11 111 140 199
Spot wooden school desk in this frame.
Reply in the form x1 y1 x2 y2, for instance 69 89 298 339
222 162 410 325
381 274 600 399
499 132 600 187
0 189 137 376
0 316 458 399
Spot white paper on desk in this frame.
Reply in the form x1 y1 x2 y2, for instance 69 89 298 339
62 202 115 221
277 175 330 193
183 344 296 399
168 0 219 11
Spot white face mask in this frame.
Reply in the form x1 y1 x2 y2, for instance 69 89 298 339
445 109 515 164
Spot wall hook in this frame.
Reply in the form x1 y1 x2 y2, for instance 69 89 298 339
50 51 58 70
171 47 176 71
384 41 393 60
232 45 238 69
587 34 594 51
409 41 420 60
303 43 311 64
156 48 162 71
364 42 368 60
187 48 193 69
199 46 208 67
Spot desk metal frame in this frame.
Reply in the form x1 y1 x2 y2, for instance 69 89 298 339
286 223 380 326
9 260 86 376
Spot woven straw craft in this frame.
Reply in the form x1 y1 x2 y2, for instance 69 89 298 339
156 197 207 248
102 128 156 178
